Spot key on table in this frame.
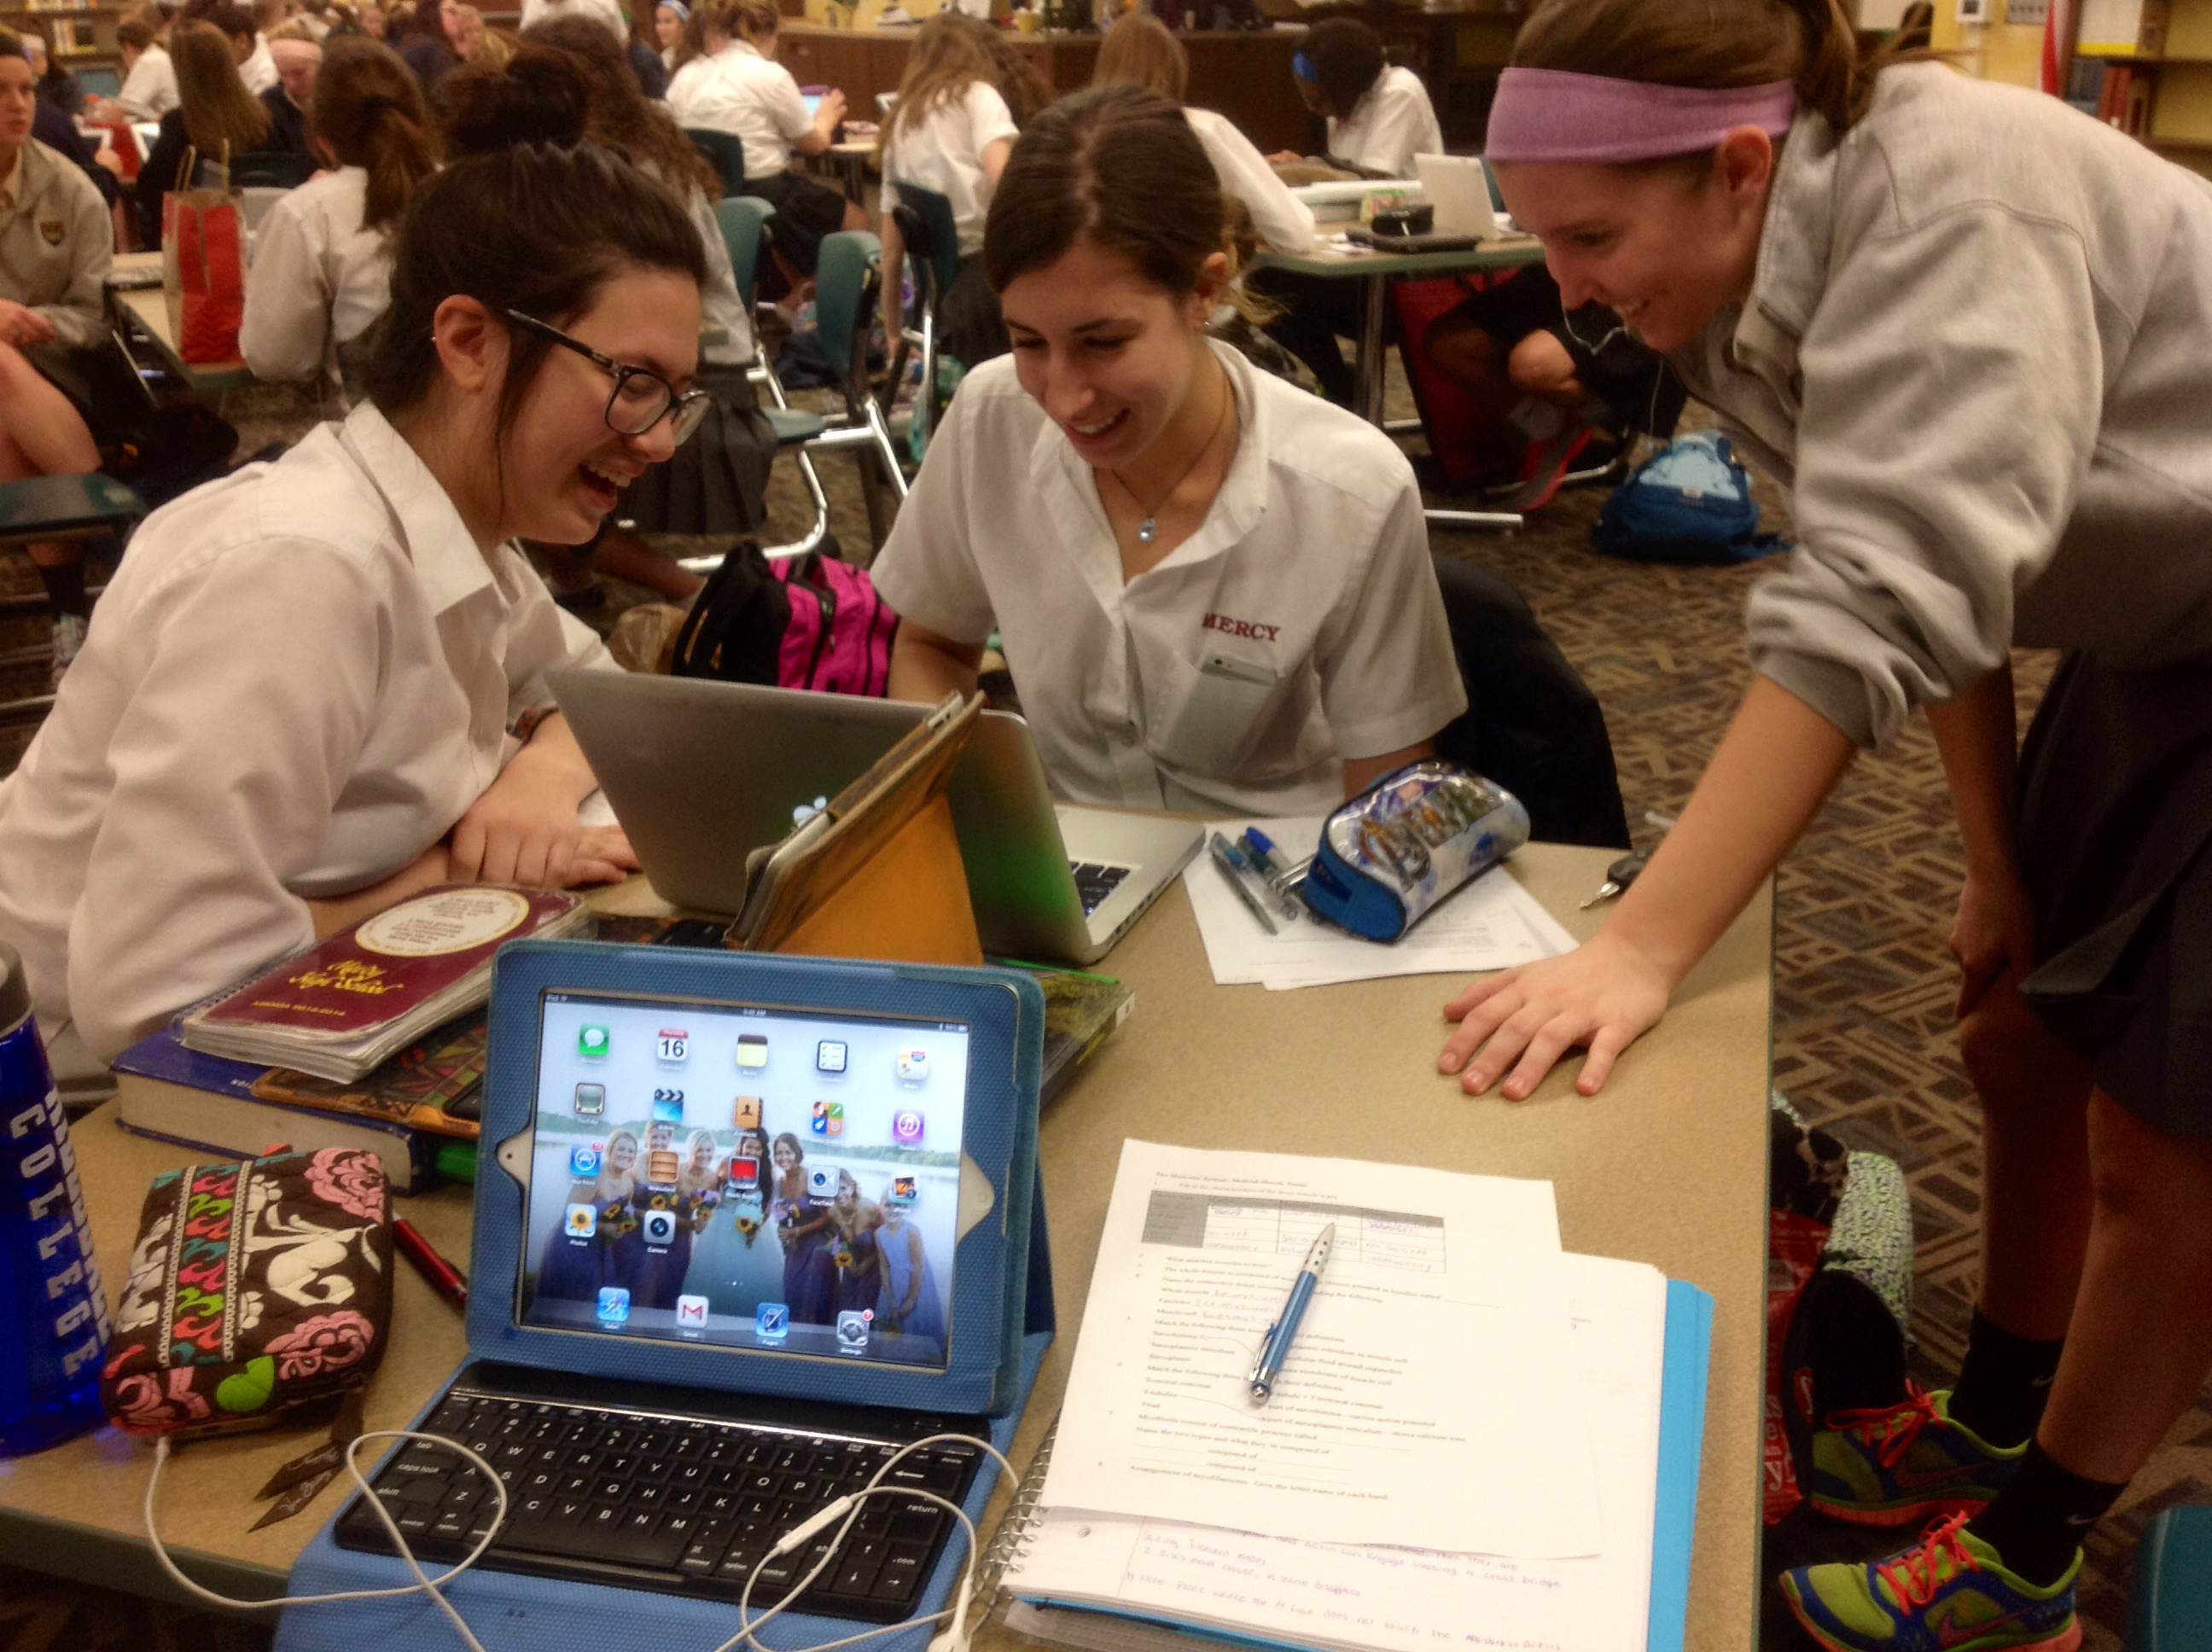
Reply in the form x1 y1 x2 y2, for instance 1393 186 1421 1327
1580 852 1649 909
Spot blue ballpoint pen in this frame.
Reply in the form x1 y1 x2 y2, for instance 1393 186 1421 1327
1249 1223 1335 1405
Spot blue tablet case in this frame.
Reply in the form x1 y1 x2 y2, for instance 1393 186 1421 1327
276 948 1056 1652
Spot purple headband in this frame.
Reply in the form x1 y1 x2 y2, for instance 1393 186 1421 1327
1484 68 1796 164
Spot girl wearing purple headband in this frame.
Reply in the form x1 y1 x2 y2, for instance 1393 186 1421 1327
1437 0 2212 1645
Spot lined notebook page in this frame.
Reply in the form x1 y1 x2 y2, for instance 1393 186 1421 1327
1009 1254 1668 1652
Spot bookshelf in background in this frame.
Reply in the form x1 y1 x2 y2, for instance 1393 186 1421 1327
2070 0 2212 177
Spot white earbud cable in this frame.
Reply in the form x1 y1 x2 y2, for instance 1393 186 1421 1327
143 1422 1021 1652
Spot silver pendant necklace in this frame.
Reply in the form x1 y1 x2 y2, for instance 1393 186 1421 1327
1112 370 1233 546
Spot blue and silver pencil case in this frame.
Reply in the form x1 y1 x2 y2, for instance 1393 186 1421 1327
1298 760 1530 941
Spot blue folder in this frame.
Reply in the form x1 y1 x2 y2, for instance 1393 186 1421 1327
1022 1277 1715 1652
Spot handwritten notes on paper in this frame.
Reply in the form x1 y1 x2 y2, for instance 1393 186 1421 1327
1042 1142 1602 1558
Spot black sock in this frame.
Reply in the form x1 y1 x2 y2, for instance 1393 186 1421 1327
1947 1308 2064 1447
33 558 88 619
1965 1440 2122 1587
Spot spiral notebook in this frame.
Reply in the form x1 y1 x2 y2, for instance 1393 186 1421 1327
986 1260 1714 1652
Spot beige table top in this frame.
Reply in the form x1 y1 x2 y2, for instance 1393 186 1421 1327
1 846 1772 1648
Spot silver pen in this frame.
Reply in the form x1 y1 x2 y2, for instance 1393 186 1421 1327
1249 1224 1334 1405
1208 831 1279 936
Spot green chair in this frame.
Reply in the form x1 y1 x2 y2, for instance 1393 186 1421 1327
685 127 747 198
713 195 830 550
883 179 963 456
0 472 147 724
682 230 907 569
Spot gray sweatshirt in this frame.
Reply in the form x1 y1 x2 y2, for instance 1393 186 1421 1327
1669 62 2212 749
0 137 112 352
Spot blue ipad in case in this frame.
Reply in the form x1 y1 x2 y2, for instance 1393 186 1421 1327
302 943 1051 1647
471 941 1043 1415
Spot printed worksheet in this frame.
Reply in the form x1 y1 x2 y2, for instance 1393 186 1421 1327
1040 1142 1601 1558
1012 1253 1671 1652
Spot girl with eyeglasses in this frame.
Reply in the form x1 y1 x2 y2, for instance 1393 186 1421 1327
0 138 712 1067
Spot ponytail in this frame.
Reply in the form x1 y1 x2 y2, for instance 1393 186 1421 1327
310 36 441 233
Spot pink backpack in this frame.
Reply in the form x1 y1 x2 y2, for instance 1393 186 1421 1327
671 542 899 697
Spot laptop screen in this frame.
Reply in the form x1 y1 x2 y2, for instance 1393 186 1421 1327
519 988 969 1370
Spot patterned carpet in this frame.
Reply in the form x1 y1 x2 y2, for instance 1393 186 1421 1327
3 375 2203 1649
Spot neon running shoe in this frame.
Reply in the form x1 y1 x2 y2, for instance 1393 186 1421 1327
1807 1386 2027 1527
1780 1514 2081 1652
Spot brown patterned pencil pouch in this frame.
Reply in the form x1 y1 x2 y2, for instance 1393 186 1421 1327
102 1149 393 1438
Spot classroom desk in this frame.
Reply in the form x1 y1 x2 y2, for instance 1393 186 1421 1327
107 249 253 394
0 846 1772 1651
1254 233 1547 430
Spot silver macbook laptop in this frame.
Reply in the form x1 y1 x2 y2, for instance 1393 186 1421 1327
1414 153 1505 239
550 672 1202 967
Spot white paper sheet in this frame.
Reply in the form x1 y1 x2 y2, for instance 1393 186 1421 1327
1186 816 1578 990
1039 1142 1599 1558
1013 1254 1671 1652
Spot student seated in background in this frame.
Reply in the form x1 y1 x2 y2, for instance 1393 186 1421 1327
620 2 666 101
230 0 282 91
391 0 457 90
655 0 683 73
483 21 768 591
873 86 1465 817
662 0 721 116
1092 14 1314 256
449 3 510 67
136 20 273 245
241 36 434 394
0 32 114 687
1254 17 1441 404
0 137 713 1064
1273 17 1440 179
1423 265 1684 482
877 15 1017 369
3 25 122 207
102 14 183 119
258 32 322 151
517 0 625 42
681 0 860 280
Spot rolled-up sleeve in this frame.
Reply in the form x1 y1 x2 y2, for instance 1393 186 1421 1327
867 387 998 646
68 543 385 1061
1317 475 1466 759
1747 204 2103 748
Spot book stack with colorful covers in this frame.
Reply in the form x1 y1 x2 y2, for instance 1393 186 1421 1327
114 886 586 1190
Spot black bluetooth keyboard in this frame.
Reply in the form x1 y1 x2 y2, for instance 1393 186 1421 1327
1069 862 1131 916
335 1384 986 1621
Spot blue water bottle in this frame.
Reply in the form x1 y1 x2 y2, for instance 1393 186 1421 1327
0 943 111 1457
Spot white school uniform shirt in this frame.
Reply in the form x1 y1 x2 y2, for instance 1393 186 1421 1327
239 166 391 387
683 40 812 183
241 32 279 96
879 81 1017 259
518 0 628 40
869 342 1465 817
1185 106 1314 254
116 43 180 121
0 402 615 1062
1327 65 1440 178
664 51 716 123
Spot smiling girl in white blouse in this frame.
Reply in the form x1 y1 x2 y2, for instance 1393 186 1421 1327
0 138 714 1062
871 86 1464 818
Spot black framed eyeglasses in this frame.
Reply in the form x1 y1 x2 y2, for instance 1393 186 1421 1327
504 309 712 445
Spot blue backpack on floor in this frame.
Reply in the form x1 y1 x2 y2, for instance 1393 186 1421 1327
1593 431 1784 565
